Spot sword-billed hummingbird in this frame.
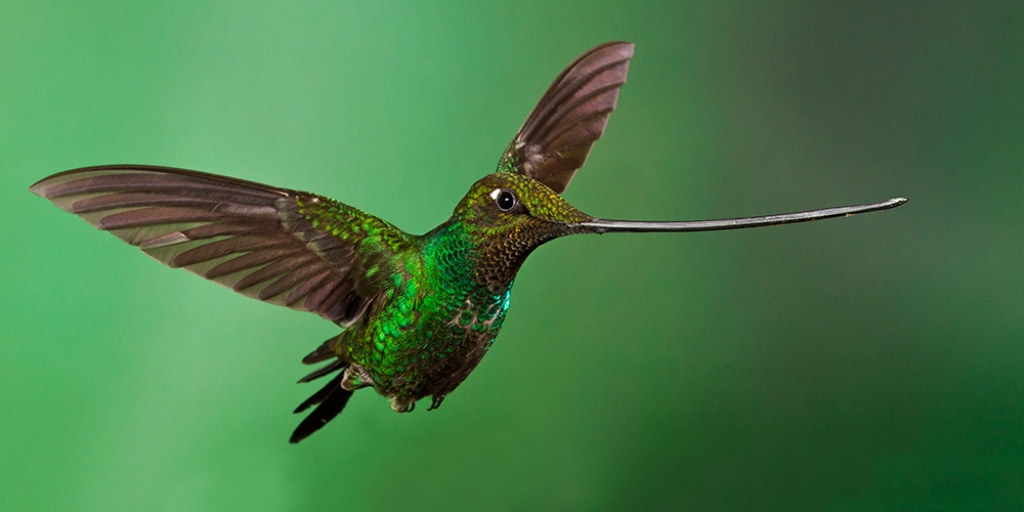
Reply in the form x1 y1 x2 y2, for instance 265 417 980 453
30 42 906 443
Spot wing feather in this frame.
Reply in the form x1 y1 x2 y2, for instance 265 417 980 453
497 42 635 194
31 165 411 326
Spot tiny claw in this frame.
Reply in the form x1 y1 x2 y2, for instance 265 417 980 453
428 394 446 411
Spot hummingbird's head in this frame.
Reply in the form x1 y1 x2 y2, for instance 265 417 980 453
448 172 594 291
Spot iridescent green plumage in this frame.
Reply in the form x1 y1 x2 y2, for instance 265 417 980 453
297 172 593 437
29 42 906 443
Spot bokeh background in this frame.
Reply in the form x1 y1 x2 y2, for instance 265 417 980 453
2 2 1021 510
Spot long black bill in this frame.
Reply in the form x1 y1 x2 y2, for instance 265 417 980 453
577 197 907 233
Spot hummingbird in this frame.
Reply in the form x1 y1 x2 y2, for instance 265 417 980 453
30 42 906 443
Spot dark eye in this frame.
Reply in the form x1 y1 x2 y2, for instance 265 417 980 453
495 189 518 212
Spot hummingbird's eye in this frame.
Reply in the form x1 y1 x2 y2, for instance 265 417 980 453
494 189 518 212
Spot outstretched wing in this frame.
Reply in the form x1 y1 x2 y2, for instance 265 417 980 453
497 41 634 194
30 165 406 326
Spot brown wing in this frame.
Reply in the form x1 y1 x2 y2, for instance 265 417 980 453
30 165 405 326
497 41 634 194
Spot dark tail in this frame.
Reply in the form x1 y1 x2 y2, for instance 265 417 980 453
290 339 354 443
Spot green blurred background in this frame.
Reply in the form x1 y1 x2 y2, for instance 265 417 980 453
2 2 1021 510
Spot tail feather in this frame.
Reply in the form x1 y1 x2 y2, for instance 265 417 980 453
301 336 338 364
291 334 353 443
291 369 353 443
297 359 346 383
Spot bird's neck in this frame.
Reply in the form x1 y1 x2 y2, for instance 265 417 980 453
422 220 521 295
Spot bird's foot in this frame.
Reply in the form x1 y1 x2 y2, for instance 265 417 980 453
390 397 415 413
427 394 446 411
